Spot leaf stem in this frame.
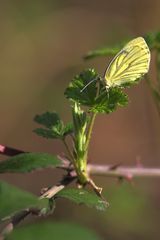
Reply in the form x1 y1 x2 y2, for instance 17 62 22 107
85 112 97 153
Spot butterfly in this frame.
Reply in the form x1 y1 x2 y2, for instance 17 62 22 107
80 37 150 92
104 37 151 88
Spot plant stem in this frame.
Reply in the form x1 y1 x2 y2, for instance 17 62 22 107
85 112 97 152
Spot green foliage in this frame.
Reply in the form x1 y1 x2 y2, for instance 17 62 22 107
0 153 61 173
65 69 128 114
6 222 101 240
144 31 160 50
144 31 160 115
84 31 160 60
0 31 150 236
0 181 49 220
34 112 73 139
91 87 128 113
65 69 99 106
84 46 120 60
56 188 108 211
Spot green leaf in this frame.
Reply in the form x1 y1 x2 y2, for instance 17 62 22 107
0 153 61 173
84 34 156 60
83 38 132 60
62 122 73 137
65 70 128 113
34 112 60 128
144 32 157 49
7 222 101 240
144 31 160 50
33 128 58 139
0 181 49 220
84 46 120 60
56 188 108 211
91 87 128 113
34 112 73 140
65 69 99 106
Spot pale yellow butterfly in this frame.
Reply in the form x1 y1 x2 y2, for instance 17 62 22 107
80 37 150 92
104 37 151 88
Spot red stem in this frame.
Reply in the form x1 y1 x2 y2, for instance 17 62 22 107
0 144 25 156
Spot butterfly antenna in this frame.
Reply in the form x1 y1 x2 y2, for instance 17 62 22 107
80 77 99 93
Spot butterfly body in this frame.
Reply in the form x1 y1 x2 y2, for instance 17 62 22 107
104 37 151 88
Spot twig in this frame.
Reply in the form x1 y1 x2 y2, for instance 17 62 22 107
1 209 39 238
40 173 76 199
87 164 160 178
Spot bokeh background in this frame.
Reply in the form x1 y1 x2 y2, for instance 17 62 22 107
0 0 160 239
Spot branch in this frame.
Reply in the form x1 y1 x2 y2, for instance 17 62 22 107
1 144 160 179
87 164 160 178
1 144 160 238
0 208 39 239
40 173 76 199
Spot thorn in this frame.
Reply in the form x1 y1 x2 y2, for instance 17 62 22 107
109 163 121 170
88 178 103 197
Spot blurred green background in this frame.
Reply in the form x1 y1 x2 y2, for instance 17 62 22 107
0 0 160 239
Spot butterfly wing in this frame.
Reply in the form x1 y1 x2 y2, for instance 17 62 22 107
104 37 151 88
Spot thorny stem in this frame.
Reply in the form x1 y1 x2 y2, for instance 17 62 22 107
87 164 160 178
1 144 160 179
1 144 160 238
59 160 160 178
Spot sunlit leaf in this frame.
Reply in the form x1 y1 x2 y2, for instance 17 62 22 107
90 87 128 113
65 69 99 106
65 69 128 113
